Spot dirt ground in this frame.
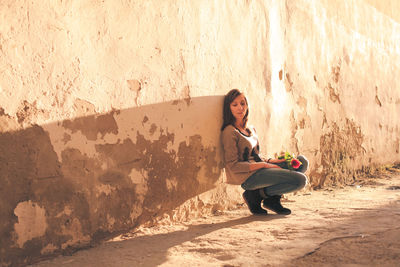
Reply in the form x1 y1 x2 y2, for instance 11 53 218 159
30 171 400 267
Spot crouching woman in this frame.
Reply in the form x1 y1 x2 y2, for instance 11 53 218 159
221 89 308 215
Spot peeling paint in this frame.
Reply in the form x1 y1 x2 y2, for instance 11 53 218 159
0 107 18 132
95 132 221 225
285 73 294 91
95 184 114 197
62 113 119 141
73 98 96 115
327 83 341 103
13 201 47 248
40 243 58 255
296 96 307 110
331 62 341 83
183 85 191 105
59 218 89 250
313 119 365 188
127 79 141 92
149 123 157 135
142 115 149 124
62 133 72 144
16 100 48 125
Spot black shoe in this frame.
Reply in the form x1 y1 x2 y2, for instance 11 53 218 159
262 195 291 215
242 190 268 215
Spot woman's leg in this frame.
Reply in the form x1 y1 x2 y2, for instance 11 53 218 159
241 155 309 215
241 168 306 215
241 168 307 196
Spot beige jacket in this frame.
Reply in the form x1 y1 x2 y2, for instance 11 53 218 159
221 125 265 185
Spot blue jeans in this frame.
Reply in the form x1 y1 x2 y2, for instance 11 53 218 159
241 155 309 196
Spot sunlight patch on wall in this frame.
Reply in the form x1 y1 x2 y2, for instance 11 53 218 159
269 1 287 116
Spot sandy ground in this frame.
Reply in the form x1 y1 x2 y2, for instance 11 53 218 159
30 172 400 267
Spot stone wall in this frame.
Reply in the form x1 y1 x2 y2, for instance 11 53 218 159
1 0 399 266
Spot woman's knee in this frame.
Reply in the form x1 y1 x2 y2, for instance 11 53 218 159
296 173 307 189
241 182 249 190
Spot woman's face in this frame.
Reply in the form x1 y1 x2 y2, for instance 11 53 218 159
230 94 247 122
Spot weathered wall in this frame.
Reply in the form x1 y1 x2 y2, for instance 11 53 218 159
1 0 400 266
275 0 400 187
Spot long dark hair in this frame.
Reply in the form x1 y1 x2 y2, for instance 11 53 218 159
221 89 249 131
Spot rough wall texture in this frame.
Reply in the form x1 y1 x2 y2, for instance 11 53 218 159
1 0 400 266
281 0 400 187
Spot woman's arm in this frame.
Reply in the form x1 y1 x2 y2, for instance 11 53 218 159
249 161 281 171
266 158 286 164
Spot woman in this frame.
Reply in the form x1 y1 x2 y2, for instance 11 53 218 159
221 89 308 215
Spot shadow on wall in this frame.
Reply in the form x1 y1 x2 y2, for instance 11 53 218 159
0 95 225 267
